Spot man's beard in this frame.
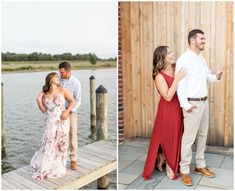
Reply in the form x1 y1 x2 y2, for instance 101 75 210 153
196 43 205 51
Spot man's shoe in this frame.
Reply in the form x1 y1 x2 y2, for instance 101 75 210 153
195 167 215 178
180 173 193 186
71 161 78 170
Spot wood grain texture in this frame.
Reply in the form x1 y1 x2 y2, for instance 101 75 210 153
1 141 117 190
120 2 233 146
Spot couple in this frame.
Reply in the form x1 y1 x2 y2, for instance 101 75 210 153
142 29 223 186
30 62 81 180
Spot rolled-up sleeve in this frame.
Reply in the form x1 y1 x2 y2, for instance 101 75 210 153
205 65 219 82
202 56 219 82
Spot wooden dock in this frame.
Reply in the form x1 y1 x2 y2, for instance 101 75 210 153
2 140 116 190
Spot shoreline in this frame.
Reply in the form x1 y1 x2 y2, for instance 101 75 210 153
2 66 117 74
2 64 117 74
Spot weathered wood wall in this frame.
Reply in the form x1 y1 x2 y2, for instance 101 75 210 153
120 2 233 146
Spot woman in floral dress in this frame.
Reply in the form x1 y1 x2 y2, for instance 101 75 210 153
30 72 75 180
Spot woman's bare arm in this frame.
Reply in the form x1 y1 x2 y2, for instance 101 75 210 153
37 91 47 113
155 68 186 102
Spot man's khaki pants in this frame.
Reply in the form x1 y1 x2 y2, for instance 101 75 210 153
69 112 78 162
180 100 209 174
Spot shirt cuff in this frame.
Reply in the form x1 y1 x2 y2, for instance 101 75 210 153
181 101 192 111
212 74 219 81
71 108 77 113
208 74 221 82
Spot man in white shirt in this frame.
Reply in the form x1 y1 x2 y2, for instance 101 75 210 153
176 29 222 186
59 62 81 170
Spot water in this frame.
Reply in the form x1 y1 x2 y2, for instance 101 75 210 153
2 68 117 172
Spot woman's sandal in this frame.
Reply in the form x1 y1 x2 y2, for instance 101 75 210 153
156 155 165 171
166 164 175 179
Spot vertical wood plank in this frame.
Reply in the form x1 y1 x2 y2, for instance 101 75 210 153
130 2 142 137
219 2 227 146
185 2 196 31
180 2 187 54
224 2 233 146
120 2 133 138
120 2 233 146
142 2 154 137
172 2 181 59
195 2 201 28
214 2 226 146
139 2 146 138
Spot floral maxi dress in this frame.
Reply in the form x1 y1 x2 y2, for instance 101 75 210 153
30 93 70 180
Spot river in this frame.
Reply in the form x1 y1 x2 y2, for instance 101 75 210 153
2 68 117 172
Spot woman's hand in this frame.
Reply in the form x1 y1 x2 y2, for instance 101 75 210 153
174 68 186 82
60 111 69 120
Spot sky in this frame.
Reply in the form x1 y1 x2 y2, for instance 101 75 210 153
2 1 117 59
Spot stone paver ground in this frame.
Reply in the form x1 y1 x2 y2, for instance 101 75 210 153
118 139 233 190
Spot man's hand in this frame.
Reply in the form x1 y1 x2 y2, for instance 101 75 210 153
186 105 197 113
60 111 69 120
216 70 223 80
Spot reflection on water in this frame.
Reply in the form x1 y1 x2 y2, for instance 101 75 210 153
2 68 117 173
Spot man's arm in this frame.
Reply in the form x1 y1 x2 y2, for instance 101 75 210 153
176 59 192 111
71 79 81 113
205 64 222 82
203 57 221 82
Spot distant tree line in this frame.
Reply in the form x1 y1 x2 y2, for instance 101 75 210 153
2 52 116 65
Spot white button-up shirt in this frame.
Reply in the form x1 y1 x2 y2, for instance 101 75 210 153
176 49 218 111
60 75 81 113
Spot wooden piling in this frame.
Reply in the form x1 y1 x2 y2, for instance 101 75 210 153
89 75 96 140
96 85 109 189
2 82 6 159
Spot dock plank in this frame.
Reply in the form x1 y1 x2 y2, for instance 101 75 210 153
2 172 45 189
2 140 117 190
58 161 117 189
15 167 58 188
79 150 111 164
85 145 117 158
81 146 116 161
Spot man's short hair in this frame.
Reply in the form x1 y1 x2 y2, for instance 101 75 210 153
59 61 71 71
188 29 204 45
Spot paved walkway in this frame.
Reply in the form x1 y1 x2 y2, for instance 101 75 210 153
118 139 233 190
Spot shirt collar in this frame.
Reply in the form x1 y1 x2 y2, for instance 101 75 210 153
187 48 200 56
61 74 73 81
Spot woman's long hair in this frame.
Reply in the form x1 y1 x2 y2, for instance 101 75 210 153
152 46 169 80
42 72 59 93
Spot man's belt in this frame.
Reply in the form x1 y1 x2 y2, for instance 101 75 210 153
188 96 207 101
